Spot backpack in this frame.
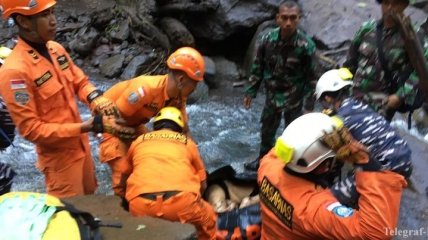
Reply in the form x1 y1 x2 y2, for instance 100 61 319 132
0 162 15 195
0 192 102 240
0 97 15 149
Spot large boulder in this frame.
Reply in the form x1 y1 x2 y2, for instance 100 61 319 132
160 0 283 42
299 0 428 49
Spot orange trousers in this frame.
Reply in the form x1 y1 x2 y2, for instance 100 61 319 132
129 192 217 240
99 136 130 197
41 155 97 198
107 157 129 197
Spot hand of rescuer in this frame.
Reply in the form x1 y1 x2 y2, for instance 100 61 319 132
243 96 252 109
90 96 121 118
86 115 136 140
321 126 369 164
87 90 121 118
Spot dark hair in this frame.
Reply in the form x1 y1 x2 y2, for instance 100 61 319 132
278 0 301 13
153 120 183 133
320 86 351 101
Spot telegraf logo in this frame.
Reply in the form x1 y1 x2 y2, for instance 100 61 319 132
385 227 428 238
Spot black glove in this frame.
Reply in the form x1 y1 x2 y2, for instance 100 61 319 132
92 115 136 140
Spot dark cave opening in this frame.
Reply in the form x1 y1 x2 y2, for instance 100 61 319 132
196 26 257 68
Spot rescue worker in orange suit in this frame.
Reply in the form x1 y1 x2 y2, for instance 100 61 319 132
258 112 407 240
124 107 217 240
0 0 134 198
100 47 205 197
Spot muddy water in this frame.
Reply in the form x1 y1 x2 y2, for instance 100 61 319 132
4 84 428 239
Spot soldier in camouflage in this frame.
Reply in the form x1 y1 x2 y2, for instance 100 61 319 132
343 0 427 122
243 0 317 171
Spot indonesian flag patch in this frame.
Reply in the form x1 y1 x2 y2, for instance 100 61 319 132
10 79 26 90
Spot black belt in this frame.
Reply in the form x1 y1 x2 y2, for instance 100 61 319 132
139 191 180 201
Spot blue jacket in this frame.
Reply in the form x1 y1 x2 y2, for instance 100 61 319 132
337 98 411 169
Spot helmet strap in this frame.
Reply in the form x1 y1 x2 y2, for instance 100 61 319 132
167 78 183 109
284 166 330 188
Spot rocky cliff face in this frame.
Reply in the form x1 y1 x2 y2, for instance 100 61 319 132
1 0 426 81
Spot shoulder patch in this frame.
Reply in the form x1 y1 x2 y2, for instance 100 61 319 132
14 91 30 105
331 205 354 218
127 92 140 104
10 79 27 90
259 176 294 229
56 55 69 70
34 71 52 87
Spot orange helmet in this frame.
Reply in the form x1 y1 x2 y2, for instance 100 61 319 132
167 47 205 81
0 0 56 20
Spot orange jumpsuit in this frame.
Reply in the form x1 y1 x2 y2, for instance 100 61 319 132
100 75 188 196
125 129 216 240
0 38 98 198
257 150 407 240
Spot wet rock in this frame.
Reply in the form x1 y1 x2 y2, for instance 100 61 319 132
203 56 216 89
299 0 428 49
188 81 209 104
120 53 157 79
411 107 428 137
156 0 219 14
159 17 195 50
91 44 112 67
396 130 428 230
100 54 125 78
187 0 282 41
91 8 115 30
69 26 100 56
211 57 240 89
110 20 130 42
0 27 17 43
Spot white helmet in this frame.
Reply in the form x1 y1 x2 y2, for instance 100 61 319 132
274 112 340 173
315 68 353 100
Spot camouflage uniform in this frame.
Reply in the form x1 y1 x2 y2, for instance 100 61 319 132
343 20 428 120
245 27 317 157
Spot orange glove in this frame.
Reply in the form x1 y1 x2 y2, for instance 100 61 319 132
93 115 136 140
90 96 121 117
87 90 120 117
321 126 369 164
